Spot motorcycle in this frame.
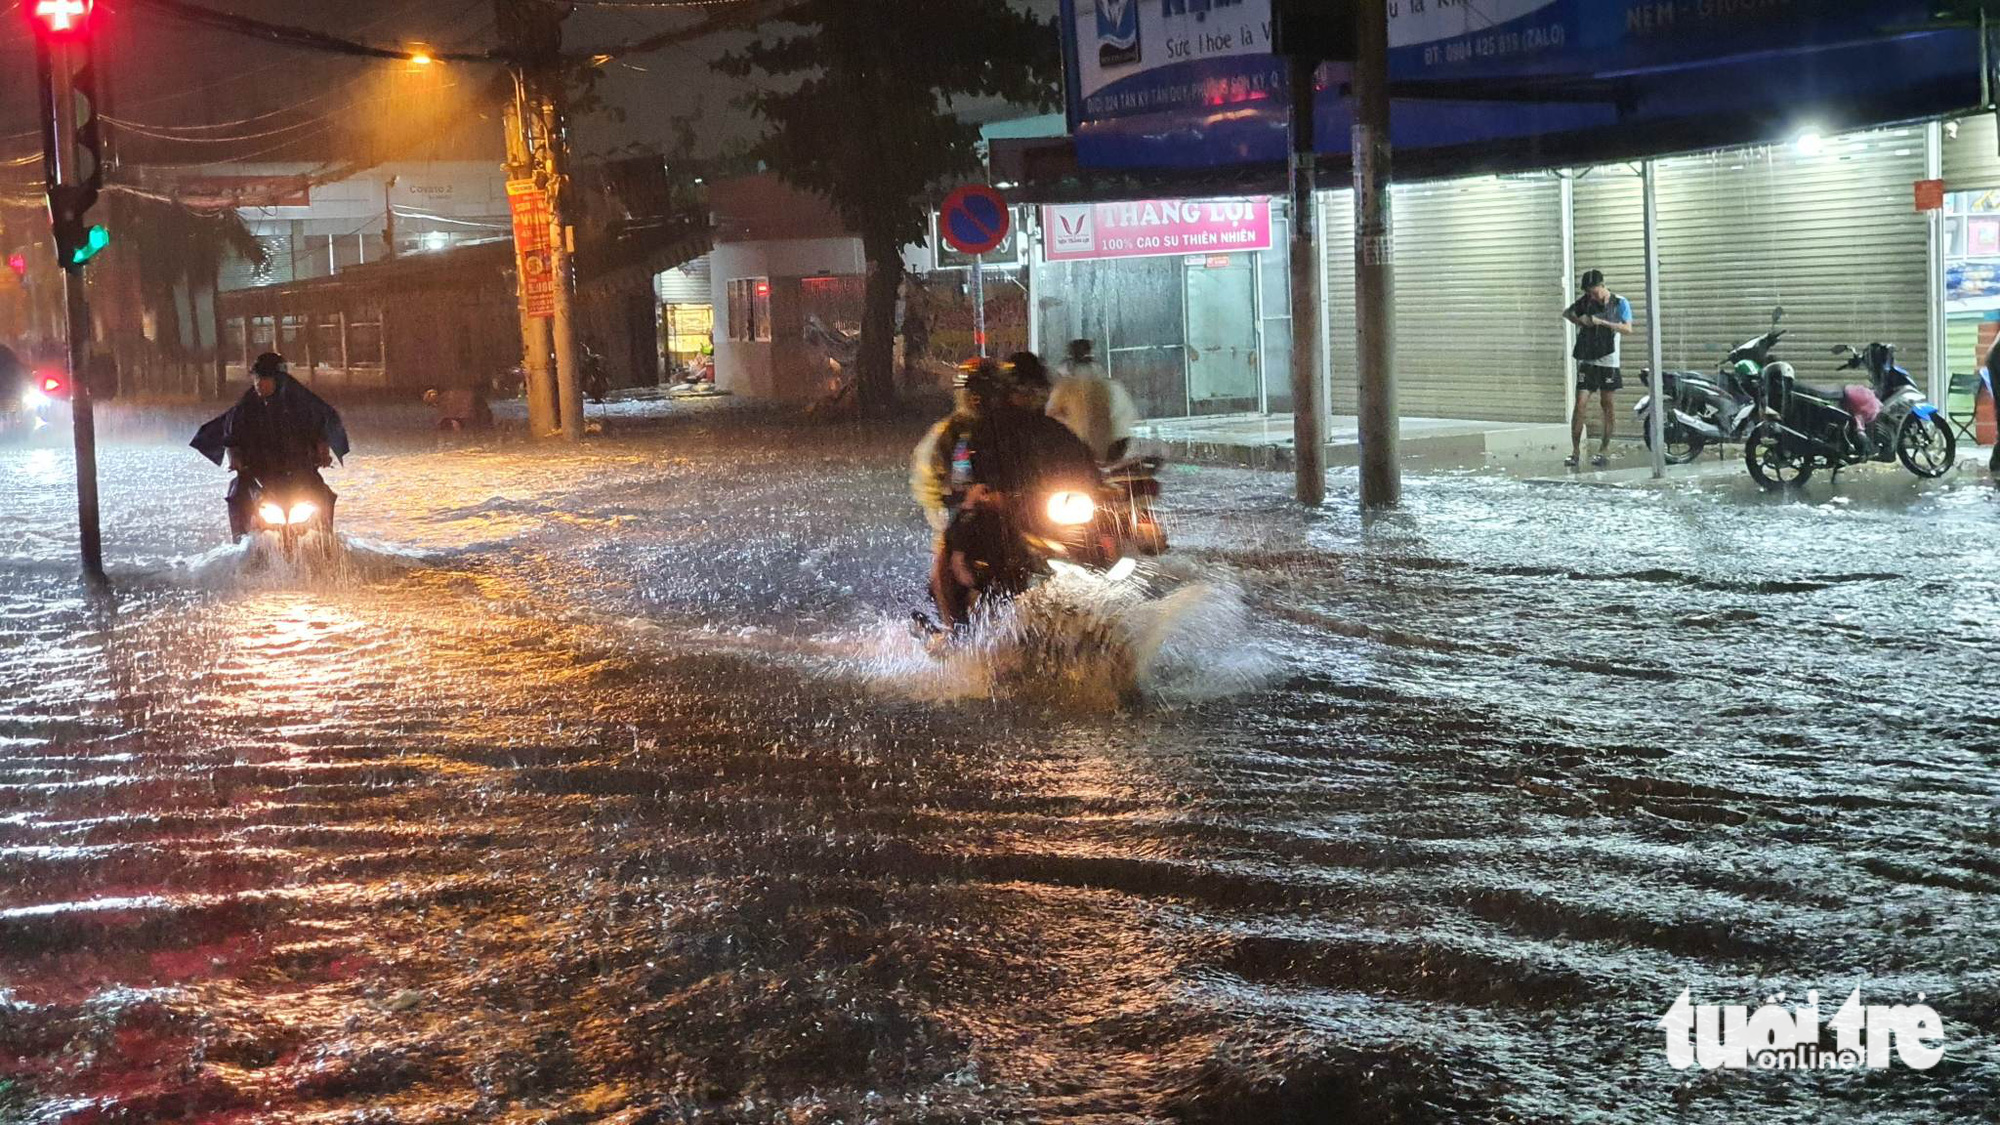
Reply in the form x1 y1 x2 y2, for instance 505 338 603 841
245 473 336 563
920 456 1169 633
1 368 72 443
1635 306 1785 464
1743 341 1956 489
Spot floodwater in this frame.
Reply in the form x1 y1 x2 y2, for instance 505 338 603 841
1 403 1997 1124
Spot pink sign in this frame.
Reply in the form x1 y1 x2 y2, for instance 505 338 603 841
1042 196 1272 262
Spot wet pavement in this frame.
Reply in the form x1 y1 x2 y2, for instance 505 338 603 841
2 402 1998 1124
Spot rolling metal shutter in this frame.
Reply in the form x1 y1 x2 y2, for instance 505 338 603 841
1320 178 1568 423
657 255 712 305
1942 113 2000 189
1321 188 1358 414
1637 130 1929 386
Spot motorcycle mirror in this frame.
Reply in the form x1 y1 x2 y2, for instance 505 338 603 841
1771 306 1784 325
1831 344 1850 356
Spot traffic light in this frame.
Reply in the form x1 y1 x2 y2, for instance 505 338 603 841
26 0 95 39
27 14 108 272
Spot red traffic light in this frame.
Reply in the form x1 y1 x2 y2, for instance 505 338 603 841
26 0 94 38
39 372 66 396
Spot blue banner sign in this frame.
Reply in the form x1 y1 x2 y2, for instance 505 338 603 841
1061 0 1982 170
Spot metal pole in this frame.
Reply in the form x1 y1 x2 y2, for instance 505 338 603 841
42 37 103 580
1643 159 1667 479
1024 215 1039 357
1559 170 1578 427
1353 0 1399 508
383 176 398 259
973 253 986 357
1925 120 1949 407
1288 53 1324 506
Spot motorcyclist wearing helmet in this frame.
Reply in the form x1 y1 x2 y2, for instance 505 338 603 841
913 354 1099 629
190 352 350 539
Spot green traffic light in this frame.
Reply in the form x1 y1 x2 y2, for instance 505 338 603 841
69 224 109 266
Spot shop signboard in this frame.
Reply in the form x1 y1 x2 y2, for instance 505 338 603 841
1061 0 1980 170
507 180 556 319
1042 196 1271 263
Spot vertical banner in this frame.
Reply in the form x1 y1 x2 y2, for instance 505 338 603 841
507 179 555 319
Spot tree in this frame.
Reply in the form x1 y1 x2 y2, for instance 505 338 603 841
718 1 1058 408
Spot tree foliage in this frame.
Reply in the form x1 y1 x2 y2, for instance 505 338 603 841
718 0 1059 405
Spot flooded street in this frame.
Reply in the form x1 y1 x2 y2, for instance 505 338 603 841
2 404 1998 1124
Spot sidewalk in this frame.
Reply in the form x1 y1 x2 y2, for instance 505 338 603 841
1133 412 1996 489
1134 412 1579 474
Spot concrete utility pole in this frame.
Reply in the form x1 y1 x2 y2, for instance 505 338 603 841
1352 0 1400 509
503 81 556 436
496 0 583 441
542 90 585 441
1287 53 1325 506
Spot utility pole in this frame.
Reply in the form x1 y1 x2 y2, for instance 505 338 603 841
28 0 111 581
1352 0 1400 509
1287 53 1325 507
541 90 585 441
496 0 582 441
503 80 557 436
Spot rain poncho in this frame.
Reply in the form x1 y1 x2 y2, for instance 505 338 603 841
1047 358 1138 463
191 374 350 473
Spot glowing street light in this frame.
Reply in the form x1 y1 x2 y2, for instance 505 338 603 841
409 51 435 66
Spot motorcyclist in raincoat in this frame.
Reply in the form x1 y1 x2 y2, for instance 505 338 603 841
912 354 1100 630
190 352 350 539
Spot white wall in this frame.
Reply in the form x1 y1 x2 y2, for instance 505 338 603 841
711 237 865 401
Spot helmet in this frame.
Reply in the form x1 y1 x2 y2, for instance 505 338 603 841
1003 351 1050 392
252 352 289 378
955 357 1005 399
1732 360 1759 379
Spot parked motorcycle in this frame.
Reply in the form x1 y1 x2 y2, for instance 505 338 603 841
1635 306 1785 464
1743 342 1956 489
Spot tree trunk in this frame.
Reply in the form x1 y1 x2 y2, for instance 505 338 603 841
857 227 902 409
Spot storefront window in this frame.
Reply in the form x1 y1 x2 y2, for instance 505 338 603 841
663 303 713 365
222 317 247 367
316 317 345 369
727 278 772 342
347 318 384 366
1260 212 1293 414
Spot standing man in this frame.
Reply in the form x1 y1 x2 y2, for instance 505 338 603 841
1562 269 1633 468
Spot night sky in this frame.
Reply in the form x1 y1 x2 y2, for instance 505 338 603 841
0 0 1063 176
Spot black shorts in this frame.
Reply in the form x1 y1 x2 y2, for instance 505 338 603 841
1577 364 1623 393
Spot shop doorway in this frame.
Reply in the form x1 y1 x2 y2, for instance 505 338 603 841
1185 255 1261 416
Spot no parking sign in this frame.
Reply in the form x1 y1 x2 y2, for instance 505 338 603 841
939 184 1011 256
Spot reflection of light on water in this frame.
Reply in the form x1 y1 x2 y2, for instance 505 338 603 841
21 447 65 486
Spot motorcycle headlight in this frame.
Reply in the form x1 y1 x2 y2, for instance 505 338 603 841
257 502 287 527
286 501 318 525
1046 491 1096 526
21 389 48 410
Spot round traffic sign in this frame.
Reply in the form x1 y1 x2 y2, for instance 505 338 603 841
940 184 1011 255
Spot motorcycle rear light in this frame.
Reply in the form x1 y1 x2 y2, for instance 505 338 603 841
40 376 62 394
